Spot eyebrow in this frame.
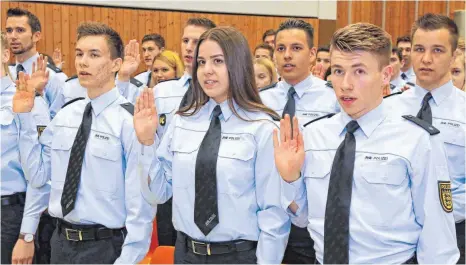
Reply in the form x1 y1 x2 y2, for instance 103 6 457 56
198 54 224 59
75 48 101 53
332 63 367 68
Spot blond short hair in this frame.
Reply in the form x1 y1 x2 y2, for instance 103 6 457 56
152 50 184 78
330 23 392 69
253 57 278 83
456 37 465 56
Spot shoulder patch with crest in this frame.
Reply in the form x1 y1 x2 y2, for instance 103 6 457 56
259 82 278 92
390 84 396 90
402 115 440 135
438 181 453 213
37 125 46 138
159 114 167 126
303 113 335 127
325 81 333 88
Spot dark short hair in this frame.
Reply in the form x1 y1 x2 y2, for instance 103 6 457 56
142 34 165 49
6 8 41 33
391 48 402 62
276 19 314 48
77 22 123 59
411 13 459 52
254 43 274 58
262 29 276 42
186 18 216 30
396 35 411 46
317 45 330 54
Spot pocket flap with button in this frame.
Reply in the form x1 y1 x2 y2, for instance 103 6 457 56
159 101 176 115
51 136 74 151
304 159 332 179
218 142 255 161
90 144 120 161
361 165 407 185
171 128 203 154
442 127 465 147
0 109 14 126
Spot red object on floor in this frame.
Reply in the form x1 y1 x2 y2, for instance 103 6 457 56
139 218 159 264
151 246 175 264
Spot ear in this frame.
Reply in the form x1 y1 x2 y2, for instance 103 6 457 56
309 47 317 63
382 64 393 86
2 49 10 64
32 31 41 44
111 57 123 74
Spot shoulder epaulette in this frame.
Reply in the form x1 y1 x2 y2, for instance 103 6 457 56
278 77 282 82
259 82 277 92
406 82 415 87
62 97 84 108
47 64 62 73
9 63 15 66
383 91 403 99
65 75 78 82
303 113 335 127
130 77 144 87
402 115 440 135
158 77 180 84
325 81 333 88
120 103 134 115
390 84 396 90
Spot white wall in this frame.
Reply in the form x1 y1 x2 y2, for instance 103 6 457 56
37 0 337 19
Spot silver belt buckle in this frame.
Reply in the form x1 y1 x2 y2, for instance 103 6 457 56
191 240 211 255
65 228 82 241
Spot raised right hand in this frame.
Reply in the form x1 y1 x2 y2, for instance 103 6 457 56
13 72 36 113
273 115 305 183
134 87 158 146
119 40 141 81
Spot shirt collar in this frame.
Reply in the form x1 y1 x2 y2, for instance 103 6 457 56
402 67 414 76
85 87 120 116
413 80 453 107
338 101 386 138
15 52 39 74
1 76 14 93
206 98 239 122
179 72 192 88
280 74 313 99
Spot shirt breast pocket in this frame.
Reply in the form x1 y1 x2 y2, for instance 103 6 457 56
217 140 255 197
358 164 408 226
89 142 121 193
440 126 465 176
170 129 203 189
51 128 75 183
303 159 331 218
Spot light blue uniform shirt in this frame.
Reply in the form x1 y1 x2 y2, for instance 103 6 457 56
135 70 151 87
16 87 154 264
9 52 67 119
1 76 52 237
260 74 340 129
139 98 290 264
153 72 191 141
50 75 143 114
385 81 466 223
390 74 407 91
282 102 459 264
400 67 417 84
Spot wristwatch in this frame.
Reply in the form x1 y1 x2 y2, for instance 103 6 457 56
19 233 34 243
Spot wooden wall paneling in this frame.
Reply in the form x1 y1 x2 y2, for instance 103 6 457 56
92 6 101 22
137 9 146 43
143 10 153 36
130 9 138 41
60 4 70 74
450 1 466 19
151 10 160 36
52 5 61 63
77 6 85 25
84 5 93 22
1 2 10 32
35 3 46 53
255 16 263 44
172 11 181 54
107 7 116 32
336 0 349 29
100 7 109 25
418 1 448 16
158 11 167 49
69 5 79 75
121 9 131 44
351 1 383 27
165 11 175 51
385 1 416 43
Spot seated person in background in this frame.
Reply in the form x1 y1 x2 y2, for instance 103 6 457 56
254 43 274 61
315 45 330 73
135 34 165 86
456 37 465 56
254 57 278 90
389 48 406 91
148 50 184 88
262 29 276 48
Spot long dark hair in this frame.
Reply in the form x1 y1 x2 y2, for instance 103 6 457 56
177 26 279 121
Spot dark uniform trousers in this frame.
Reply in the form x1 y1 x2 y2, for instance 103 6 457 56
50 221 126 264
157 198 177 246
457 221 465 264
1 193 25 264
34 212 56 264
282 224 315 264
174 232 257 264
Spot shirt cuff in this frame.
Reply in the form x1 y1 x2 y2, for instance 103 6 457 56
20 216 40 235
281 176 305 216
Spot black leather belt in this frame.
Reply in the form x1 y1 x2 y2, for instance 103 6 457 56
1 192 26 206
179 231 257 256
56 219 126 242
